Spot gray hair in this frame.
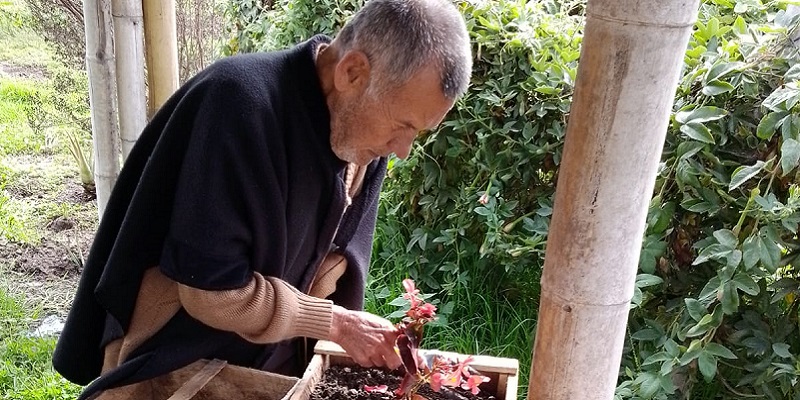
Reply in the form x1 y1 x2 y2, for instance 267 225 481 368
336 0 473 99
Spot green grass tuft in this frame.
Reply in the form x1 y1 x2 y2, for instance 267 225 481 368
0 78 47 155
0 288 83 400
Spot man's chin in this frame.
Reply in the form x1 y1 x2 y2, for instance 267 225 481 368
332 148 375 166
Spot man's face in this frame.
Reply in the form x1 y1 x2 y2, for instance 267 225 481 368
330 65 455 166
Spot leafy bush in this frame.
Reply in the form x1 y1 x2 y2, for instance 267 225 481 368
23 0 84 69
619 3 800 399
225 0 800 398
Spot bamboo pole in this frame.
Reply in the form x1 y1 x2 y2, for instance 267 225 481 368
527 1 700 399
142 0 179 118
82 0 120 218
112 0 147 160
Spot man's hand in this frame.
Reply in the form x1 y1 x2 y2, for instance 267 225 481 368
330 304 402 370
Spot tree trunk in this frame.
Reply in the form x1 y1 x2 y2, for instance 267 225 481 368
143 0 179 118
112 0 147 160
83 0 120 219
527 1 700 399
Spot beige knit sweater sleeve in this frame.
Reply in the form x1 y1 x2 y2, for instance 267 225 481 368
177 252 348 344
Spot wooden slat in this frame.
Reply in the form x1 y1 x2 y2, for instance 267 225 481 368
288 354 327 400
167 359 227 400
504 373 519 400
313 340 519 375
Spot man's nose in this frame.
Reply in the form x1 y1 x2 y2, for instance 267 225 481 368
388 135 414 159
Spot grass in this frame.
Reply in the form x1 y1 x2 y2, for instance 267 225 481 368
0 79 46 156
0 288 83 400
0 2 91 399
0 1 53 68
365 244 540 399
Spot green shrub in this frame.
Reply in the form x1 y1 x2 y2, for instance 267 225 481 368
225 0 800 398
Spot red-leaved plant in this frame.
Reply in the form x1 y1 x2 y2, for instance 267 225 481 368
366 279 490 399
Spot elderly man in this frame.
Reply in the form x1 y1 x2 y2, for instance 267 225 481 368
53 0 472 398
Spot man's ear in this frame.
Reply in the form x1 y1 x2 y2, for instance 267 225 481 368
333 50 371 93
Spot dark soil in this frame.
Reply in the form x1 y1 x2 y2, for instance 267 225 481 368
310 365 496 400
1 178 96 278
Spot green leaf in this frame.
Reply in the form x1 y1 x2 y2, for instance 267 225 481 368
763 88 800 112
721 281 740 314
631 286 643 308
742 234 760 269
693 243 731 265
704 62 742 83
636 274 664 288
757 112 788 140
685 298 707 322
639 237 667 274
757 228 782 272
729 161 765 191
705 343 737 359
631 328 663 341
699 276 723 302
733 15 747 35
786 64 800 81
676 141 705 160
698 352 718 382
702 80 735 96
686 313 713 337
473 206 491 216
732 272 760 296
782 214 800 234
680 123 715 144
664 339 680 358
725 249 742 270
680 339 704 365
713 229 738 248
675 106 728 124
772 343 793 359
780 138 800 176
636 372 661 398
642 351 674 366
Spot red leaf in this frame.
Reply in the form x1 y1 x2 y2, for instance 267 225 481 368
461 374 491 395
364 384 389 393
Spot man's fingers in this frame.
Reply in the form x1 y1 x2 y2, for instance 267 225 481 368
383 348 402 370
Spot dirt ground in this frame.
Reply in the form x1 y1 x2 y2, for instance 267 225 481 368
0 60 48 80
0 155 97 318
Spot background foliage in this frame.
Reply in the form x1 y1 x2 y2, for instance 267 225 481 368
223 0 800 398
226 0 800 399
22 0 226 83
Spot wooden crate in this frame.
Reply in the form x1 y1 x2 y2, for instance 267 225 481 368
289 341 519 400
163 359 300 400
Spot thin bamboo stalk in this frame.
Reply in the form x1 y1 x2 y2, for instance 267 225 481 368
527 1 701 399
112 0 147 160
142 0 179 118
82 0 120 219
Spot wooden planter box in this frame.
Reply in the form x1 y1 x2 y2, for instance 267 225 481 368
164 359 300 400
288 340 519 400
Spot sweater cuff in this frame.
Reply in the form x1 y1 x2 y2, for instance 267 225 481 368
289 293 333 340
